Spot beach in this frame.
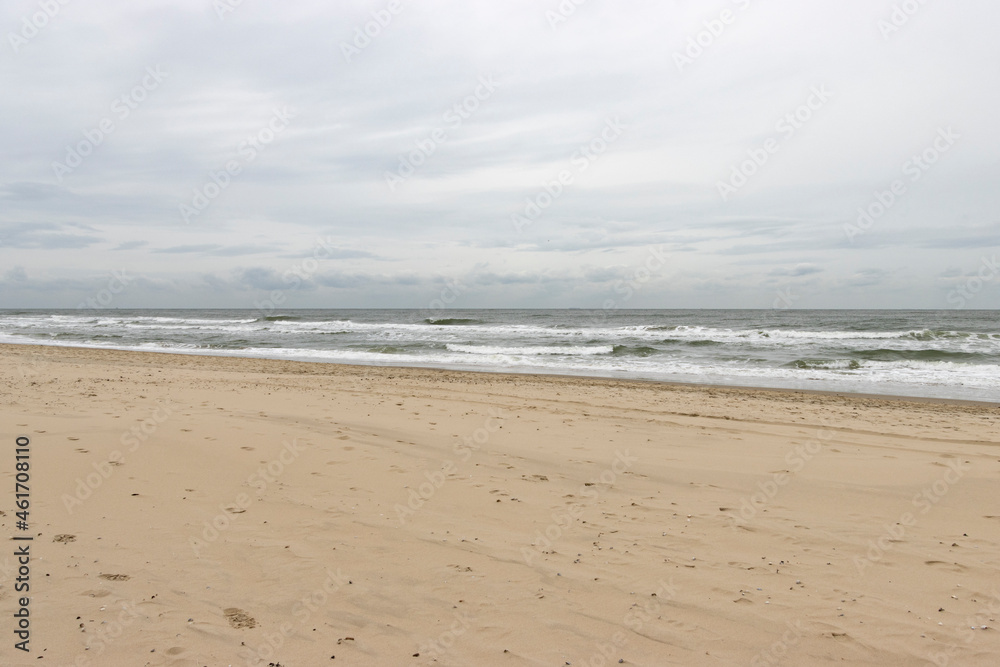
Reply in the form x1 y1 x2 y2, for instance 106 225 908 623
2 342 1000 666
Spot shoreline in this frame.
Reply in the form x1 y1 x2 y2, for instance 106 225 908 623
5 340 999 409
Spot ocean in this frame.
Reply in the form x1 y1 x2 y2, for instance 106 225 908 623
2 309 998 402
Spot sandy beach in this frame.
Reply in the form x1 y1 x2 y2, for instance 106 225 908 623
2 342 999 666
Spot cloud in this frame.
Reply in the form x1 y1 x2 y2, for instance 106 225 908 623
768 264 823 277
152 244 222 254
209 245 283 257
845 269 890 288
232 267 289 291
279 246 378 260
0 182 67 201
112 240 148 250
5 266 28 282
0 222 102 249
1 1 998 307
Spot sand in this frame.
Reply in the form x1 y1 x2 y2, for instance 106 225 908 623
1 342 999 666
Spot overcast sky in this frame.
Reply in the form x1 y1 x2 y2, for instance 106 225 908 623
1 0 998 309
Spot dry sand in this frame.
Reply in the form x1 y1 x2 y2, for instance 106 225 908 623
1 343 999 666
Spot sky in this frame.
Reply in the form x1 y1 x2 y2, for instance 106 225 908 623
1 0 999 310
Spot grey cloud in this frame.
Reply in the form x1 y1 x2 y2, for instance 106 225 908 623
5 266 28 282
914 233 1000 249
209 245 282 257
279 246 378 260
768 264 823 277
152 244 221 254
845 269 890 288
0 222 102 249
233 267 290 292
2 1 999 308
112 240 148 250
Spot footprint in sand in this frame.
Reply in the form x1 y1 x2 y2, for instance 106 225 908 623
224 608 257 629
82 590 111 598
